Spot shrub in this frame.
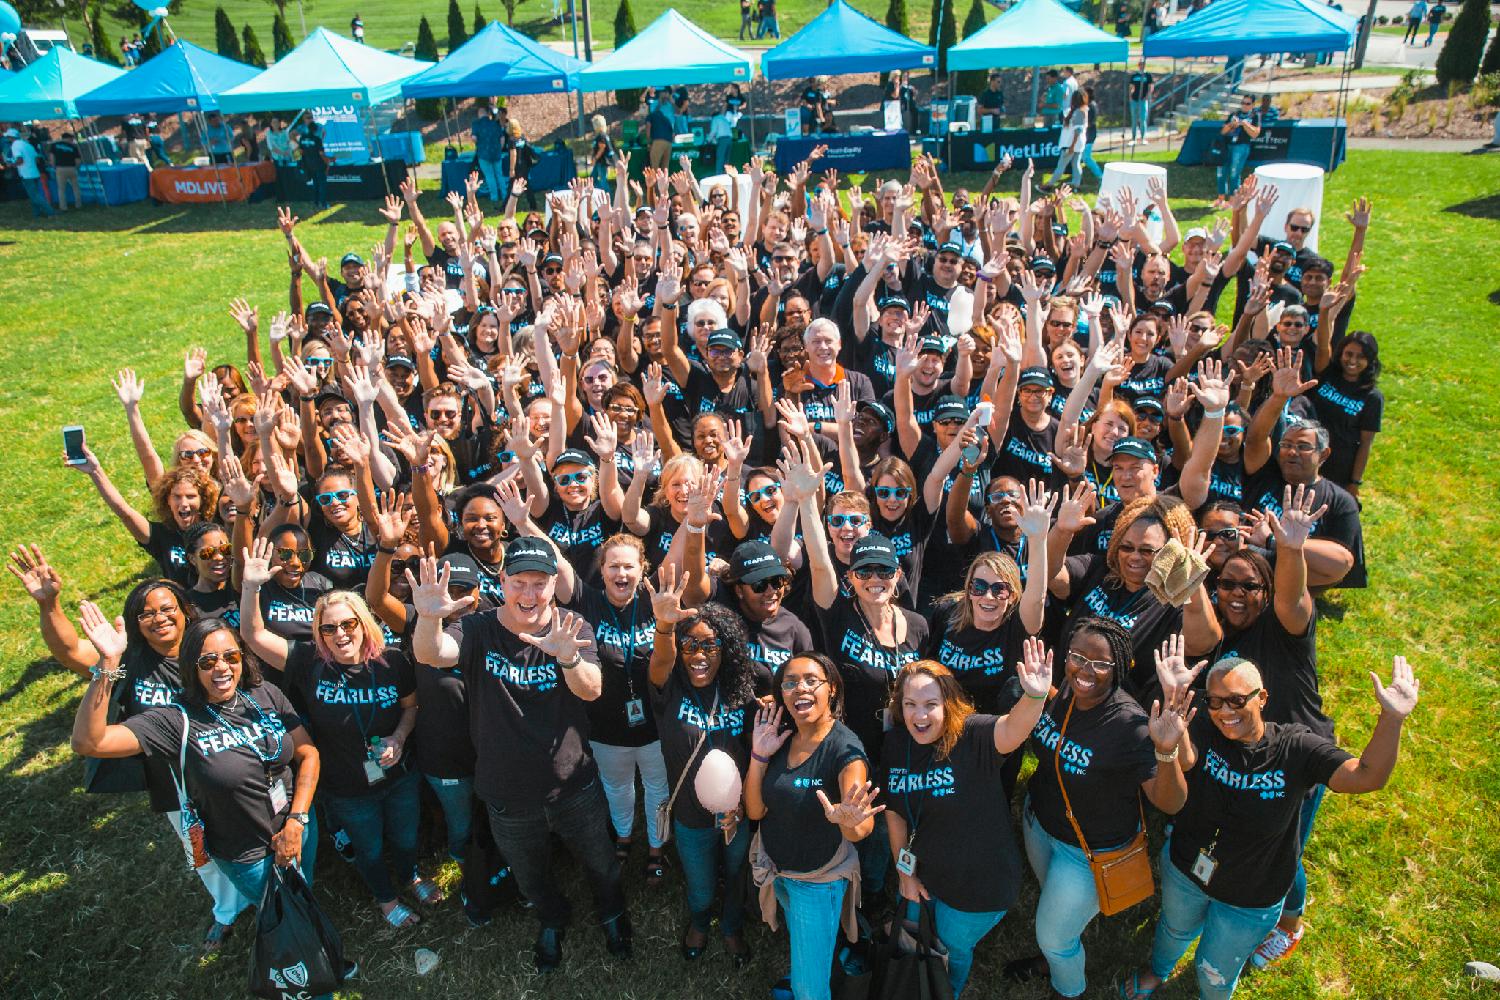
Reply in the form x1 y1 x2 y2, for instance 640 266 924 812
1435 0 1492 86
241 23 267 67
613 0 641 114
214 6 243 62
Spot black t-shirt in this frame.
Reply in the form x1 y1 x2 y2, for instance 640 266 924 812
1217 606 1332 741
1129 71 1153 100
1028 688 1157 849
281 642 416 797
650 669 754 829
642 504 733 569
800 369 876 427
308 516 378 590
119 647 186 813
759 721 867 873
448 609 600 808
925 599 1030 714
871 502 936 610
258 573 334 646
413 661 476 779
735 602 814 692
883 715 1021 912
1170 716 1351 907
427 246 468 290
187 586 239 630
995 412 1060 486
141 521 193 587
297 133 325 173
1117 355 1173 404
564 584 659 747
1205 456 1244 507
123 684 300 863
1310 368 1383 489
1060 553 1182 699
538 494 618 586
1241 469 1365 588
819 594 929 766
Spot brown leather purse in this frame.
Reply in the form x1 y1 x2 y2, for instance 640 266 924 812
1053 698 1155 916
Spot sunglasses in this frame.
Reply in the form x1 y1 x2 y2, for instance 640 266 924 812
315 489 357 507
1189 323 1214 334
745 576 789 594
1205 527 1241 543
196 543 232 561
391 557 419 577
745 483 781 504
852 566 897 581
680 636 722 654
275 547 314 563
827 513 869 529
987 490 1021 504
934 418 966 428
137 605 181 622
555 471 593 487
1067 649 1113 675
1221 425 1245 438
1288 224 1311 234
873 486 912 502
1217 577 1265 594
196 648 243 671
495 450 517 466
428 409 460 420
1134 409 1163 422
969 579 1014 599
318 619 360 637
1045 318 1073 328
179 448 213 460
304 357 334 368
542 266 563 275
1205 689 1262 711
607 404 640 417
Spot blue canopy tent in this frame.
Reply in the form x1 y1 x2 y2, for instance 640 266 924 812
74 40 259 116
216 27 433 112
0 46 124 120
577 10 751 91
948 0 1128 117
760 0 936 80
402 21 582 98
1142 0 1359 57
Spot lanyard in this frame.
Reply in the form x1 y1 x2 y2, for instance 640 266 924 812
201 691 284 770
903 737 926 849
605 591 643 700
326 660 380 744
854 600 901 677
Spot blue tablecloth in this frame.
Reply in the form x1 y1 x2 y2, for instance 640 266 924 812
441 148 575 199
773 131 911 174
48 162 150 206
1177 118 1347 172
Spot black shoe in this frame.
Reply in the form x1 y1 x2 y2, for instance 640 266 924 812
603 913 633 958
724 934 754 969
680 926 706 960
1003 953 1050 983
534 926 565 973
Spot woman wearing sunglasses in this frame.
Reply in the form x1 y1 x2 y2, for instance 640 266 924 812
713 540 813 688
882 652 1053 997
859 457 936 611
1009 623 1193 998
1121 652 1421 1000
183 522 238 627
646 589 760 965
533 437 613 589
70 613 320 948
725 466 786 546
241 556 434 929
238 524 331 656
745 652 880 1000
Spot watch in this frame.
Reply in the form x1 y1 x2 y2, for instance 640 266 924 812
288 811 311 826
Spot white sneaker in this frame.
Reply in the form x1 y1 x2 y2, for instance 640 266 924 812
1250 924 1305 969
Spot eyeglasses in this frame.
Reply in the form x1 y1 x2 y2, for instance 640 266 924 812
428 408 460 421
1278 440 1318 454
1205 527 1241 543
1217 577 1265 594
179 448 212 461
607 404 640 418
391 557 419 577
196 543 232 561
274 547 314 563
827 513 869 529
555 471 593 487
542 266 563 275
1287 224 1311 234
1189 323 1214 334
680 636 722 654
1205 689 1262 711
690 278 712 286
304 358 334 369
1133 409 1162 422
771 255 798 263
745 576 789 594
873 486 911 502
987 489 1020 504
780 675 829 693
1221 425 1245 438
1280 320 1308 328
969 579 1014 599
1116 543 1160 560
495 450 517 466
1045 318 1072 328
318 619 360 637
935 418 966 428
196 649 243 671
745 482 781 504
137 605 181 622
315 489 356 507
1067 649 1114 675
853 566 897 581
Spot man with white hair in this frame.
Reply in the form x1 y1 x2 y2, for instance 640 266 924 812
796 319 875 443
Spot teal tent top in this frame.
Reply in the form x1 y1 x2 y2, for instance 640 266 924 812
577 10 752 92
760 0 936 80
403 21 582 98
1144 0 1359 57
75 40 260 116
217 27 433 112
948 0 1129 71
0 47 125 120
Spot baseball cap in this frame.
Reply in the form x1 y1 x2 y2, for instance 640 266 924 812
857 400 897 435
340 252 364 267
933 395 970 423
1018 366 1053 388
877 294 911 314
706 328 743 351
305 302 335 318
850 533 900 571
1030 255 1056 274
727 540 788 585
503 536 558 576
1183 227 1209 243
1133 397 1165 416
314 388 350 409
553 448 597 470
2 128 18 139
1270 240 1296 255
383 354 417 371
1149 299 1175 315
541 252 564 266
918 336 947 356
937 241 965 258
439 553 482 591
1111 436 1157 462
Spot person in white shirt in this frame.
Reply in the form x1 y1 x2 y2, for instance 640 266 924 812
707 103 743 175
5 128 54 218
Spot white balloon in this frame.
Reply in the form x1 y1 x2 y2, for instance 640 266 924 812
693 748 742 814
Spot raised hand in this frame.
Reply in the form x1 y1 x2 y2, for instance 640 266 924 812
1344 196 1371 230
493 476 531 526
403 553 474 620
517 608 592 663
1054 480 1097 534
1048 424 1089 482
242 537 277 588
7 544 62 604
1266 484 1328 550
1164 377 1191 421
113 368 145 408
685 468 726 530
1188 357 1230 413
1371 655 1419 718
816 781 885 829
1017 479 1058 538
1148 685 1196 752
371 489 414 549
751 704 791 759
645 563 690 625
775 398 811 440
1016 636 1053 699
641 362 668 408
722 419 752 468
78 600 128 661
1087 339 1122 378
629 428 659 476
1271 348 1318 398
184 346 207 381
220 453 258 510
1153 633 1207 697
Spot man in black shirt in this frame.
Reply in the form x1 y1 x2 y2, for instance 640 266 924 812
51 130 82 211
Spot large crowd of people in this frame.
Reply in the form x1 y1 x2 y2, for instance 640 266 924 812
15 147 1416 1000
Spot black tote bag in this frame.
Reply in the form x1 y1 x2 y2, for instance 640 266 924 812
869 902 953 1000
248 864 351 999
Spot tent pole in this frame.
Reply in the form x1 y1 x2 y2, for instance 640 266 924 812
1029 65 1040 120
196 109 230 211
748 80 757 153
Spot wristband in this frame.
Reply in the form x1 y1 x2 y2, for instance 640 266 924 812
1024 692 1046 700
377 545 397 555
299 393 316 402
815 228 828 236
655 626 676 636
684 523 706 535
978 273 993 283
1202 407 1226 420
413 463 431 475
557 655 582 671
1154 746 1180 763
751 752 772 764
1348 478 1362 486
279 495 302 507
839 242 851 249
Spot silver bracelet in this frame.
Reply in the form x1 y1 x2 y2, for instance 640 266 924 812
1154 746 1180 764
90 663 127 684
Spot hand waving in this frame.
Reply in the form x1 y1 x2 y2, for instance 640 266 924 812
816 781 885 829
1371 655 1419 719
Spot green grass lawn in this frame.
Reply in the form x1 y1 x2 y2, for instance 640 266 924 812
1 148 1498 998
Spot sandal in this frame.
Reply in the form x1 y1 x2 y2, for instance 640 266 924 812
615 837 633 861
644 851 666 886
382 901 421 928
409 877 445 906
202 920 233 953
1117 971 1158 999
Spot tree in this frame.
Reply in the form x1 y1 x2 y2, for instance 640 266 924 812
272 11 296 60
955 0 988 95
473 3 488 33
414 16 444 121
928 0 957 75
498 0 530 25
214 6 244 62
1435 0 1491 86
613 0 641 114
242 23 268 67
447 0 469 51
883 0 909 86
88 1 119 65
1483 23 1500 76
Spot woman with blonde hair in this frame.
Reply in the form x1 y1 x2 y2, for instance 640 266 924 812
620 449 732 573
239 549 434 929
589 113 616 191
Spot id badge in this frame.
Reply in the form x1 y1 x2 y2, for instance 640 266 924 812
364 758 386 784
1191 849 1218 886
625 698 646 727
268 777 289 813
895 847 918 877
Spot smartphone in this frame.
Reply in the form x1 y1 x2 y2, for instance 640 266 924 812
63 425 87 465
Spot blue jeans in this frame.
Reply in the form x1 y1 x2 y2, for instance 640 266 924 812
476 157 507 204
674 818 751 936
1024 802 1131 997
774 876 846 1000
592 739 670 849
321 768 420 905
422 772 474 864
1080 143 1104 182
854 811 890 896
21 177 54 217
715 136 732 174
304 168 328 208
757 15 780 38
485 778 625 929
214 810 319 900
590 160 612 193
1130 98 1151 139
1217 142 1252 196
902 899 1004 997
1149 840 1283 1000
1282 784 1326 917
